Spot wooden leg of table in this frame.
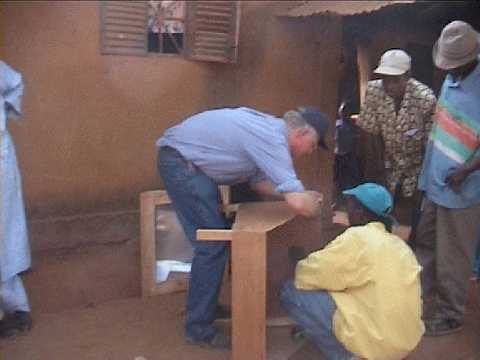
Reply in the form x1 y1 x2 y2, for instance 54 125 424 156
232 232 267 360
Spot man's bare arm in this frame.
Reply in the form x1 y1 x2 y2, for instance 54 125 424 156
250 180 284 200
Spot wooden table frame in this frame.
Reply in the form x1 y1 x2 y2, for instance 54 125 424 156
141 190 309 359
140 190 190 296
140 187 232 297
197 201 302 360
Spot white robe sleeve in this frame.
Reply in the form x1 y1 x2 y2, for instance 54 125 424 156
0 61 24 131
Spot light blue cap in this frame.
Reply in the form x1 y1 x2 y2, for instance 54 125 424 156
342 183 393 217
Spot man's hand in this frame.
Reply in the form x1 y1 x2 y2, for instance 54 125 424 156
446 156 480 192
304 190 323 202
284 191 323 217
332 211 349 226
446 167 470 192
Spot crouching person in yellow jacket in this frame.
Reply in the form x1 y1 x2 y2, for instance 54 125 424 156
280 183 424 360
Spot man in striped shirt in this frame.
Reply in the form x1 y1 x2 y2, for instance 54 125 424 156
416 20 480 336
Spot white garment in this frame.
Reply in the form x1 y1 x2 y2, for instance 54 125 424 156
0 275 30 312
0 61 31 284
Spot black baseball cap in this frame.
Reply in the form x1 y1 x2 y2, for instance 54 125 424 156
296 106 330 150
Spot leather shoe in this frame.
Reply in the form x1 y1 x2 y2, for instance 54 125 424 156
0 311 32 338
186 332 231 349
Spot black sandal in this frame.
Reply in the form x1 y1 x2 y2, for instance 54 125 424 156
424 318 463 336
0 311 32 338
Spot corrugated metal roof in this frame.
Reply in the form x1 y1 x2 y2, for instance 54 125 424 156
277 1 416 17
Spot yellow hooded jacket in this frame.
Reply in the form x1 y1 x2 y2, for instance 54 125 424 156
295 222 424 360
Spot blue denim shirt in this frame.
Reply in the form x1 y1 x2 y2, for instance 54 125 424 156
156 107 304 193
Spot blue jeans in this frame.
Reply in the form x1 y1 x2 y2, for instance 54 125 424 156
280 281 354 360
158 146 230 342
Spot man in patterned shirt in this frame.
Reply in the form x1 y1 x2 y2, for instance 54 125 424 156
357 49 436 231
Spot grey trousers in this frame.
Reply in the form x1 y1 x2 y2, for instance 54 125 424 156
415 198 480 322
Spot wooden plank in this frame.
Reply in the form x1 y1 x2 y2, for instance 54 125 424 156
197 229 232 241
196 1 233 7
141 190 170 204
101 47 147 56
195 1 232 7
196 10 233 18
219 185 231 206
105 1 147 15
104 2 147 10
194 41 228 51
105 10 145 20
187 54 229 63
104 31 145 40
232 231 267 360
103 25 146 36
195 18 230 26
103 40 146 49
265 216 323 317
104 18 146 28
195 25 230 34
196 30 229 39
100 0 147 56
222 203 239 214
104 33 145 42
105 11 146 22
140 190 191 297
122 1 147 5
107 1 146 8
196 5 233 14
196 8 233 15
195 40 229 50
149 276 189 296
196 1 232 5
194 48 228 56
357 42 370 106
196 35 228 44
230 0 241 63
196 26 229 35
140 191 159 297
213 316 295 327
105 13 146 22
266 316 295 327
233 202 296 232
185 0 239 63
105 5 146 17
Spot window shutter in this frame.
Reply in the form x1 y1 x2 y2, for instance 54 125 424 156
185 1 240 63
100 1 148 56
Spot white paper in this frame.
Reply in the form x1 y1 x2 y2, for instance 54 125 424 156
156 260 192 283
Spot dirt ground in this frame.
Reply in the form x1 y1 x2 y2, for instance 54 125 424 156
1 211 480 359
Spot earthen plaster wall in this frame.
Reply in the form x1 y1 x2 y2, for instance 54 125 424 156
0 1 340 223
1 1 216 218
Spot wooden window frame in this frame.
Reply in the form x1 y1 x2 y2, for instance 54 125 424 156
100 0 240 63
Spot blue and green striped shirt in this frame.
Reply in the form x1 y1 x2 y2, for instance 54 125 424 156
418 60 480 208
